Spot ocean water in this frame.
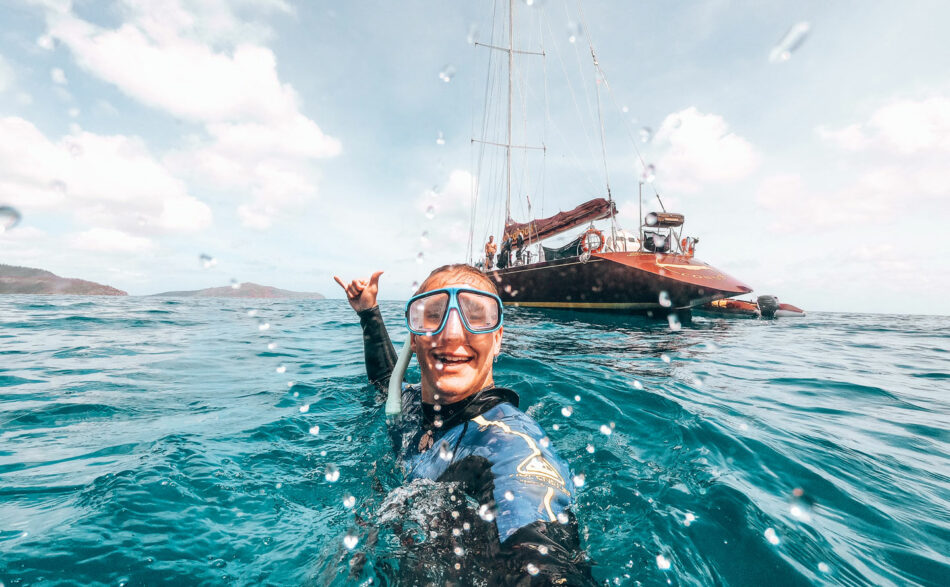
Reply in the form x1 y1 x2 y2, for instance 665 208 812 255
1 296 948 586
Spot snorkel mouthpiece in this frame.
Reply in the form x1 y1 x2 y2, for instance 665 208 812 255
386 333 413 417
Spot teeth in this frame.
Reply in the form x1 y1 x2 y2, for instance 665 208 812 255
436 354 470 363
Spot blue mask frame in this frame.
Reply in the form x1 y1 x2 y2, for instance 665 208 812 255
405 287 504 336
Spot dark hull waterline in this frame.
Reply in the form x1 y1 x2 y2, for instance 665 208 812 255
489 251 751 313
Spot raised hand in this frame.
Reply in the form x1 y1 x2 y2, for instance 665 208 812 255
333 271 384 312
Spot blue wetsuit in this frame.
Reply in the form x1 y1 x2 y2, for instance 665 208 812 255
358 306 595 585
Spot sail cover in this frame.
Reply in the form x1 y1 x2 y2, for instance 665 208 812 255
504 198 617 243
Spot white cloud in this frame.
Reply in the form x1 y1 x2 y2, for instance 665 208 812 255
0 116 211 233
70 227 153 252
818 96 950 155
764 94 950 233
39 0 339 229
652 107 761 193
50 67 67 84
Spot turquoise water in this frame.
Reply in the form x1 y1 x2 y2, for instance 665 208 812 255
1 296 948 586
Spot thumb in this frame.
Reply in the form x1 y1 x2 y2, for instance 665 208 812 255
368 270 384 289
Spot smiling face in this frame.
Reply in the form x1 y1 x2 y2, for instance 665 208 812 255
409 270 503 405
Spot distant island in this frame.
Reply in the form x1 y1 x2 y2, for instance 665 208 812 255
0 264 127 296
150 282 325 299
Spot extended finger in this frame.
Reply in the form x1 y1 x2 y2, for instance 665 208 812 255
368 271 384 289
333 276 347 290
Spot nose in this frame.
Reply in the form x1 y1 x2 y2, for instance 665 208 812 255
440 308 465 339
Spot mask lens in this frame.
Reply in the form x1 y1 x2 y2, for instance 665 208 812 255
458 291 500 331
408 292 449 333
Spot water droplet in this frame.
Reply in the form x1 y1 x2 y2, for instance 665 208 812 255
478 503 495 522
451 510 460 519
433 403 441 412
633 380 643 390
230 279 240 290
769 21 811 63
435 361 444 371
50 179 67 195
436 131 445 145
199 253 217 269
343 531 358 550
0 205 22 233
656 554 671 570
439 440 454 461
454 546 464 556
309 425 320 435
599 424 612 436
658 291 671 308
425 205 436 219
572 473 585 487
540 437 550 448
410 280 419 291
438 65 456 83
667 314 682 331
299 404 310 413
325 464 340 483
552 424 560 431
289 382 296 389
586 444 595 454
639 127 653 143
463 521 470 531
573 395 581 402
343 494 356 508
538 544 548 555
258 323 270 331
267 342 277 350
247 309 258 317
433 417 443 428
504 490 515 501
661 354 671 363
684 513 696 527
561 406 573 417
764 527 779 545
818 562 830 573
556 512 569 524
641 163 656 183
567 21 581 44
276 365 287 374
466 23 480 45
416 251 425 264
452 527 461 536
526 563 540 576
420 231 429 245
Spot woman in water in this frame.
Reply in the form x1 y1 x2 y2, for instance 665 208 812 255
334 264 595 585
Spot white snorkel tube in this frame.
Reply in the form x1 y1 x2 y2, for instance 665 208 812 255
385 333 413 417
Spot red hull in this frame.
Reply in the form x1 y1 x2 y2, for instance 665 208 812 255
488 252 751 312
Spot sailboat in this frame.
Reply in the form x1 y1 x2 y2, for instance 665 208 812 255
466 1 751 315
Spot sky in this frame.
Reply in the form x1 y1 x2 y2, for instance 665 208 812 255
1 0 948 314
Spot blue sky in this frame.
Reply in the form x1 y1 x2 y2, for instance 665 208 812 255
1 0 948 314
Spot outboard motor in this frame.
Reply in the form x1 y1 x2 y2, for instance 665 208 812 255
757 295 780 320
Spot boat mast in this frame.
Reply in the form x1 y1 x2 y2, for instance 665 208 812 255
506 0 513 224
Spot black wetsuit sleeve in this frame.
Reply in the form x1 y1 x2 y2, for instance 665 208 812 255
496 513 596 586
357 306 398 393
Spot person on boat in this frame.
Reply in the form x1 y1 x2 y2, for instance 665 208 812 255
333 266 595 585
498 237 512 270
515 230 525 265
484 235 497 270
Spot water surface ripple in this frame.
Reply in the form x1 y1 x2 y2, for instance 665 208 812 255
1 297 947 586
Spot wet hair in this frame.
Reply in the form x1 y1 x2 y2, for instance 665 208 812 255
416 263 499 296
